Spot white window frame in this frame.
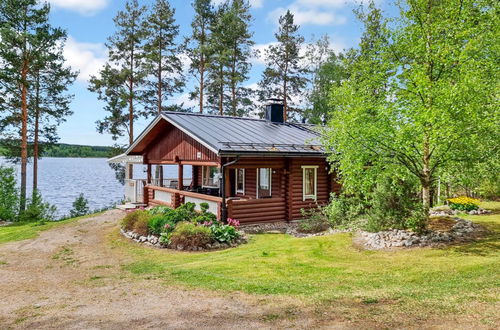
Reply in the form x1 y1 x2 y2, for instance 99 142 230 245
235 168 245 194
256 168 272 198
302 166 318 201
201 166 220 188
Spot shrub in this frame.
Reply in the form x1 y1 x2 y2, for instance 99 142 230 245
447 196 480 212
121 210 150 232
0 166 18 221
298 206 330 233
148 206 172 215
70 193 89 217
363 177 426 232
133 211 152 236
324 193 366 229
148 215 176 236
170 222 213 248
210 223 240 243
19 190 57 223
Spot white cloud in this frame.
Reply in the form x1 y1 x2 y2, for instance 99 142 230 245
170 93 198 109
63 37 107 83
268 4 347 26
250 0 264 8
251 42 278 65
48 0 109 15
212 0 264 8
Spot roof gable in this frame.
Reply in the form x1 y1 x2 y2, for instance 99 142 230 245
126 112 324 156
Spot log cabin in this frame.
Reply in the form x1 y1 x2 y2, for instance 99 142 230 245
118 101 341 224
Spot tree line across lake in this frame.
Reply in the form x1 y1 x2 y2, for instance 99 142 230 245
0 142 113 159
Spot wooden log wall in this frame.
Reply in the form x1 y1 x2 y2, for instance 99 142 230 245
227 197 286 223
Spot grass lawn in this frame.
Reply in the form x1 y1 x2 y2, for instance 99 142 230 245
0 212 102 244
113 202 500 324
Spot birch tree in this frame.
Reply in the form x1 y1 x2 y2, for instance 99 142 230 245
324 0 499 217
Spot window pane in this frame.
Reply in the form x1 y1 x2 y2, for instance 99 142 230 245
304 168 315 197
203 166 219 187
236 169 244 191
258 168 271 198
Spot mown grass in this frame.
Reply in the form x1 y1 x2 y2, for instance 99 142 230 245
0 212 102 245
114 202 500 320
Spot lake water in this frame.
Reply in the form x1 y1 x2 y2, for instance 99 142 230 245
0 157 187 218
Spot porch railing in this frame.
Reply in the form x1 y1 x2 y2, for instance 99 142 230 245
146 185 223 219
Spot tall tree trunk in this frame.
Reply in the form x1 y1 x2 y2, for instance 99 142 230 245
157 37 162 114
33 70 40 193
421 134 431 214
231 49 237 116
219 65 224 115
283 78 288 122
20 59 29 212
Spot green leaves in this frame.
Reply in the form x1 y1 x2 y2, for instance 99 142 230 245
323 0 499 206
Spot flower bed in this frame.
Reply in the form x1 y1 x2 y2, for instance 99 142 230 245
120 203 247 251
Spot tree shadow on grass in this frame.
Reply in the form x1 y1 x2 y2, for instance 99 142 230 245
445 232 500 257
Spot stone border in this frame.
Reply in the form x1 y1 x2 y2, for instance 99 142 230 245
120 228 248 251
356 217 487 250
240 221 351 238
430 208 491 217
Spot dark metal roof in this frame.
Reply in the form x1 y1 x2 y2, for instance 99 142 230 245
160 112 324 156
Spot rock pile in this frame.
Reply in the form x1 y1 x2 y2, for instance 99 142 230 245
429 208 491 217
120 228 247 251
359 218 485 250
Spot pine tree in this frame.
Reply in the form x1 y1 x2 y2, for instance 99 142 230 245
0 0 73 211
142 0 184 115
184 0 214 113
30 36 77 192
89 0 148 146
226 0 254 117
206 0 254 116
259 10 308 121
206 2 230 115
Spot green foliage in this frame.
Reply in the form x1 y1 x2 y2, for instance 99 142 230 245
19 190 56 223
298 206 330 233
0 166 18 221
42 144 113 158
209 223 239 243
323 0 499 213
170 222 213 248
70 193 90 218
324 194 367 229
259 10 308 120
363 177 427 233
148 215 175 236
142 0 184 114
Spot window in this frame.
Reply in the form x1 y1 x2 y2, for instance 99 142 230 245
302 166 318 201
257 168 272 198
235 168 245 194
202 166 220 188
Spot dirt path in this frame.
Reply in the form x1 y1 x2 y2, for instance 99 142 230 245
0 210 340 329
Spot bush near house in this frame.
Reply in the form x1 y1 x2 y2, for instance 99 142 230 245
120 203 242 249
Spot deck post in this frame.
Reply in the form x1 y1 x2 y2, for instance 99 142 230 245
178 164 183 190
147 164 152 184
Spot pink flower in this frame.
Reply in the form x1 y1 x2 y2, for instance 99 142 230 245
227 218 240 228
164 223 171 229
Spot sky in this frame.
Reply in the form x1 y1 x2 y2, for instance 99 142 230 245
47 0 390 147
